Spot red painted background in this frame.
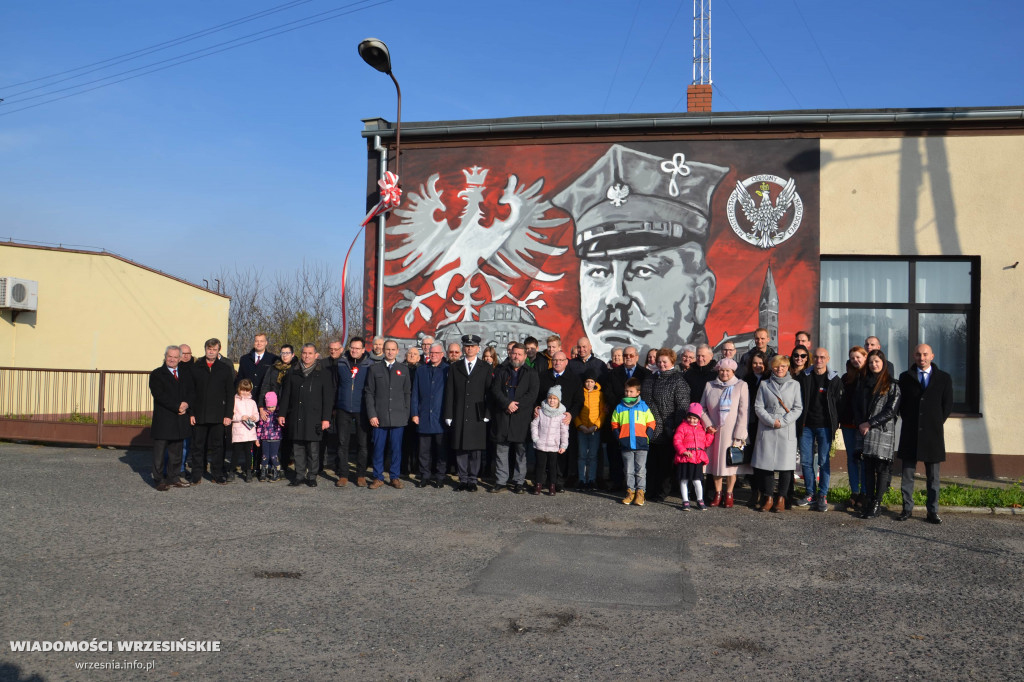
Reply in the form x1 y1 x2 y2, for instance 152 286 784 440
365 138 820 352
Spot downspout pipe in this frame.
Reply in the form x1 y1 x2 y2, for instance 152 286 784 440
373 134 387 337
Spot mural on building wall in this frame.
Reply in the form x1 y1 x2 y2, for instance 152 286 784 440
365 139 820 359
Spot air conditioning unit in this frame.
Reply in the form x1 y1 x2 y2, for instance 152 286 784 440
0 277 39 311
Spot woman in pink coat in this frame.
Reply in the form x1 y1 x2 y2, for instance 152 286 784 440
700 358 749 508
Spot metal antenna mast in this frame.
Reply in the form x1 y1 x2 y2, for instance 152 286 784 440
693 0 711 85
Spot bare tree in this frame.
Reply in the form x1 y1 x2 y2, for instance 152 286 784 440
213 260 367 359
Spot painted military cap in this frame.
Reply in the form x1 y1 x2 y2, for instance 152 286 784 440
551 144 728 259
461 334 482 346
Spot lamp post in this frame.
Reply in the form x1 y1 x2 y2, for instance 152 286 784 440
358 37 401 340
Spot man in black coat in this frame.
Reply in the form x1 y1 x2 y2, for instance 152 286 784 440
236 333 279 389
444 335 493 492
897 344 954 524
489 343 538 494
535 351 584 490
318 339 344 475
602 345 651 490
149 345 194 490
364 339 412 489
568 336 607 379
278 343 334 487
683 344 718 403
189 338 234 484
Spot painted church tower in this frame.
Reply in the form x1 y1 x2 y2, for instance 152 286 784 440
758 265 779 342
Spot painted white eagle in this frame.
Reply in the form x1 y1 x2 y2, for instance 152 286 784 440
734 178 798 249
384 167 567 327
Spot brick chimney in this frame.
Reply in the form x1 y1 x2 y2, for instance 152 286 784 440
686 84 712 112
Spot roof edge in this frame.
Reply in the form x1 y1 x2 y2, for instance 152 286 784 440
0 239 231 299
361 105 1024 139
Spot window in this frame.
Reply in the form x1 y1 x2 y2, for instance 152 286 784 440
819 256 979 413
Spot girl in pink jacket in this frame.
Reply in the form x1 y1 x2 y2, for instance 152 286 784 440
530 385 570 496
673 403 714 510
230 379 260 483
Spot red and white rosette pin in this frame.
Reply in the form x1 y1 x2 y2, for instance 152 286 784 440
360 171 402 227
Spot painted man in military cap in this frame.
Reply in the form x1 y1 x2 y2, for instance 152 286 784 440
551 144 728 360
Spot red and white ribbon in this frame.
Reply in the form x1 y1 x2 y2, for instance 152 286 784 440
360 171 402 227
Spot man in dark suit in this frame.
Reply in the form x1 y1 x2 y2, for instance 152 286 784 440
236 333 279 389
364 339 412 489
489 343 539 494
897 344 954 524
536 351 584 491
444 334 493 492
602 345 651 490
189 338 235 484
149 345 194 490
278 343 334 487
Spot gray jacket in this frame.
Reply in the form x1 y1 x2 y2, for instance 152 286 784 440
751 375 803 471
364 361 412 428
861 382 902 461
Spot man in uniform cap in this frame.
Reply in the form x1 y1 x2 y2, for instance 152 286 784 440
551 144 728 360
444 334 492 491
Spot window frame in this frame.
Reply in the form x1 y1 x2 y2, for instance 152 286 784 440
819 255 980 414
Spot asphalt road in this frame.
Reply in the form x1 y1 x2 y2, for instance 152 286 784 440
1 442 1021 681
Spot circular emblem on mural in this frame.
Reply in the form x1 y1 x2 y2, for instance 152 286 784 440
726 174 803 249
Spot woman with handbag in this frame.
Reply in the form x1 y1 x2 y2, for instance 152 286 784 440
856 349 902 519
751 355 804 512
699 358 749 508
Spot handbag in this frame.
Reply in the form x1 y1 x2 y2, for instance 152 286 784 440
726 445 746 467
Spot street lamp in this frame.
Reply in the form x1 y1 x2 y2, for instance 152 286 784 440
358 37 401 177
356 36 403 343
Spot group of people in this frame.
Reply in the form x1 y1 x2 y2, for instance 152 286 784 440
148 328 953 523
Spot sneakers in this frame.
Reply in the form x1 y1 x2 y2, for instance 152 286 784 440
817 494 829 512
680 501 691 511
795 495 812 507
622 489 635 505
696 499 707 511
634 490 646 506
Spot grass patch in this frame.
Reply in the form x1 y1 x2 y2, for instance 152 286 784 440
815 482 1024 508
106 415 152 426
62 411 97 424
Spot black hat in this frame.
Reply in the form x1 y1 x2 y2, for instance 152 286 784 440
461 334 481 346
550 144 728 259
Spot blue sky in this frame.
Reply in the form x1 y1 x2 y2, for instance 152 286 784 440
1 0 1021 286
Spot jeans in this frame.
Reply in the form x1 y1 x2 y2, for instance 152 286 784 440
495 442 526 486
577 431 600 484
336 409 369 479
841 426 864 494
260 440 281 467
371 426 404 481
799 426 832 498
622 449 648 491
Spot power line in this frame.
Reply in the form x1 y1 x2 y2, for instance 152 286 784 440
0 0 317 95
0 0 392 118
3 0 379 108
720 0 801 107
601 0 643 114
625 0 688 113
791 0 849 107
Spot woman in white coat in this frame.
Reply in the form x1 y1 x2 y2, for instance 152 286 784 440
751 355 803 513
700 358 749 508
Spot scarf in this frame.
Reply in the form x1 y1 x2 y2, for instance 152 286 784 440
712 377 737 418
301 361 315 377
540 401 566 419
273 358 294 386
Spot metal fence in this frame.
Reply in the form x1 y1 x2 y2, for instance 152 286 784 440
0 367 153 447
